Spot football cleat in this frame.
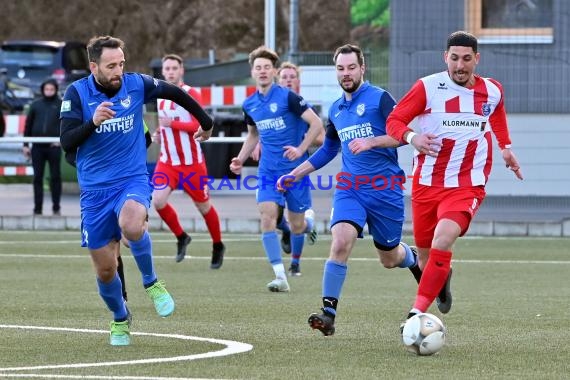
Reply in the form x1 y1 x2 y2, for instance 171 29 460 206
145 280 175 317
266 278 290 292
110 319 130 346
210 242 225 269
288 263 302 277
436 268 453 314
175 234 192 263
308 309 335 336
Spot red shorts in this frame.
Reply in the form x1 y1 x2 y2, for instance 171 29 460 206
154 161 210 203
412 183 486 248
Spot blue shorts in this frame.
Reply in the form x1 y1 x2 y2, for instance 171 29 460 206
80 177 151 249
330 186 404 246
255 168 312 213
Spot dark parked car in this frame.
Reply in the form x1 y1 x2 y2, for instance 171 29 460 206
0 40 89 112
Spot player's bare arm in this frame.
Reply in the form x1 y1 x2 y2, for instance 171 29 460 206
283 108 323 161
276 160 317 192
230 124 259 174
405 131 441 157
348 134 400 154
502 148 523 180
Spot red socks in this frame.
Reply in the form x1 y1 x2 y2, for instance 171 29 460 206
157 203 222 243
203 206 222 243
156 203 184 237
414 248 452 312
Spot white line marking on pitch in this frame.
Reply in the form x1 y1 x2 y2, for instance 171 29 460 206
0 375 221 380
0 325 252 372
0 253 568 265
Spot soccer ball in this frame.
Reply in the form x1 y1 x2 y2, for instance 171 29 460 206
402 313 446 356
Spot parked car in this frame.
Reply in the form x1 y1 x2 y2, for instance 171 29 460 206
0 40 89 112
0 67 29 112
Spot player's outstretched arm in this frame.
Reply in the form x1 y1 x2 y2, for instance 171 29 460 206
229 124 259 175
276 160 316 192
145 76 214 135
298 108 325 152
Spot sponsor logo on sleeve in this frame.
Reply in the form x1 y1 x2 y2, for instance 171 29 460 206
61 100 71 112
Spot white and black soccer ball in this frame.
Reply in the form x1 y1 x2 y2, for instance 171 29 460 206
402 313 446 356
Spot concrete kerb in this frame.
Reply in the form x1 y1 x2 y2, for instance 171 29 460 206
1 215 570 237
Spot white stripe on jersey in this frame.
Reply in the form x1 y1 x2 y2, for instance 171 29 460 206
162 127 181 165
414 72 501 187
157 85 204 167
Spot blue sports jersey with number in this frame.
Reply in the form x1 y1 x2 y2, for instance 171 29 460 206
61 73 161 190
327 81 405 191
243 84 310 173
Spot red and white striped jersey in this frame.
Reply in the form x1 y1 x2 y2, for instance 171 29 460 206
157 84 204 166
391 71 511 188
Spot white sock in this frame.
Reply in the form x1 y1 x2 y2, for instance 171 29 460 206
272 263 286 279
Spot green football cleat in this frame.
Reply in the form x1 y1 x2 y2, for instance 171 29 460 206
145 280 175 317
110 319 130 346
436 268 453 314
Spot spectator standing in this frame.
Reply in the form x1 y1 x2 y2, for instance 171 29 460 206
0 107 5 136
23 79 62 215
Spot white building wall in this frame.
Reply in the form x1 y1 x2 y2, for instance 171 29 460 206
397 114 570 196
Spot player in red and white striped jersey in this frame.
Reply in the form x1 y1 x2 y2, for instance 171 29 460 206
152 54 225 268
387 31 523 321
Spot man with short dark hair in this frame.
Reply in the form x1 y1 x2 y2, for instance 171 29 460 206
386 31 523 327
60 35 213 346
277 44 420 336
230 46 323 292
153 53 225 267
250 60 321 270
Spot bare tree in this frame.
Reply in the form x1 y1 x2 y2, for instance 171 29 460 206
1 0 350 73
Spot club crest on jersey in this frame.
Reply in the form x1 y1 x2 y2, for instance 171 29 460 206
120 96 131 109
356 103 365 116
270 103 278 113
481 103 491 116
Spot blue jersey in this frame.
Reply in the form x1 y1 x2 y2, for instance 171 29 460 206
61 73 161 190
243 84 310 173
327 81 404 190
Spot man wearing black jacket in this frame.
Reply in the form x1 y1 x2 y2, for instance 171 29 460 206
23 78 62 215
0 107 5 136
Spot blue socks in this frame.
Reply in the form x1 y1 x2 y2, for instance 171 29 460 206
261 231 282 265
128 231 157 287
290 233 305 265
398 242 417 268
322 260 347 315
97 273 128 321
